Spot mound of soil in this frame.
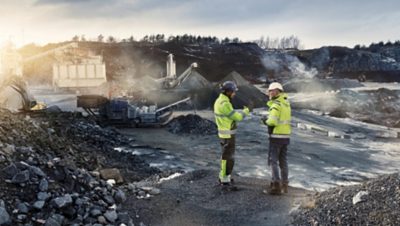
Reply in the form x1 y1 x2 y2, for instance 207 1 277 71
166 114 217 135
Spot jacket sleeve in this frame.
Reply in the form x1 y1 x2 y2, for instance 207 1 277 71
266 102 281 126
221 101 244 122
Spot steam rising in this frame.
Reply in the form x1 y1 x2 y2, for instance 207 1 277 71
288 59 318 79
107 50 165 98
261 51 318 79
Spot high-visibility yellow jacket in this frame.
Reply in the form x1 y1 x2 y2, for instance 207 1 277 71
214 93 246 139
266 93 291 139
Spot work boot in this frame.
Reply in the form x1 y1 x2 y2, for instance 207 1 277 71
227 174 235 184
268 182 281 195
220 182 238 191
281 182 288 194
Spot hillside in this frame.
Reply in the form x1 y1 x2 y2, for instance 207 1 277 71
20 41 267 84
293 46 400 82
20 41 400 85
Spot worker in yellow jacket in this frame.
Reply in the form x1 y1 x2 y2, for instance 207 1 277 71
262 82 291 195
214 81 250 189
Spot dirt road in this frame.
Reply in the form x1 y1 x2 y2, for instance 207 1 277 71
117 109 400 225
122 170 312 226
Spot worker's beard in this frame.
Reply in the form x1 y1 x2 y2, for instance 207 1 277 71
224 91 235 100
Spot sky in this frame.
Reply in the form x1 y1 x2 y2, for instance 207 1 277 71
1 0 399 49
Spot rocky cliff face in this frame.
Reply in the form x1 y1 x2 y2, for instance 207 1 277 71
295 46 400 82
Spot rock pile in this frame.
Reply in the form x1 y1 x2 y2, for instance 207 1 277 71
220 71 267 108
283 78 363 92
335 88 400 127
292 173 400 225
293 88 400 128
166 114 217 135
0 109 159 225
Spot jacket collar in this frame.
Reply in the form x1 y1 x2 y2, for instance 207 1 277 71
272 92 288 101
219 93 231 100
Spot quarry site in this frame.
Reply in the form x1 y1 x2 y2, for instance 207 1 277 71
0 38 400 226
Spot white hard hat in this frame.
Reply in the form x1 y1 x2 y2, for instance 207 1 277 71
268 82 284 91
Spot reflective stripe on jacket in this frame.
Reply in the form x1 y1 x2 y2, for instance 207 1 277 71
266 93 291 137
214 93 246 138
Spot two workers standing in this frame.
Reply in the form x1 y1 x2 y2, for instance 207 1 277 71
213 81 291 195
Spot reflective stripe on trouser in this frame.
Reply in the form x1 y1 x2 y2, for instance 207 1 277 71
270 134 290 138
269 142 288 183
219 136 235 182
218 129 237 136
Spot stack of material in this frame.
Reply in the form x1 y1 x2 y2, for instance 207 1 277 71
166 114 217 135
292 173 400 225
0 109 159 225
180 71 215 109
218 71 267 108
180 71 212 90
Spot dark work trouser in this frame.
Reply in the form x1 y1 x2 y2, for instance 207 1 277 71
269 142 288 183
219 135 235 182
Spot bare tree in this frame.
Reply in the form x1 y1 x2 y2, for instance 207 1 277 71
97 34 104 42
107 36 116 43
255 35 302 49
141 35 149 42
72 35 79 42
80 35 86 42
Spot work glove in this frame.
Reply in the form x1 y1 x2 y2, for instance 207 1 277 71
268 126 274 135
247 101 254 112
243 106 250 116
261 116 268 125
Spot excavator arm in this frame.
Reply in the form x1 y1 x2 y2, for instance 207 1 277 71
0 75 46 112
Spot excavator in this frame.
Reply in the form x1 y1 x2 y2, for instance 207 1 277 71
0 74 46 112
0 42 48 112
0 41 94 112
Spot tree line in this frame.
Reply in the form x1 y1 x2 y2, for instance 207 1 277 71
254 35 303 50
71 34 242 45
354 40 400 52
71 34 303 50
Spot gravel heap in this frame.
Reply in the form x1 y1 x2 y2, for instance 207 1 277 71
166 114 217 135
0 109 159 225
292 173 400 225
219 71 267 109
335 88 400 127
283 78 363 93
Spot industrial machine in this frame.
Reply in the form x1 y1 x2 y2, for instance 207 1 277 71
154 54 198 89
21 42 107 92
0 75 46 112
0 42 47 112
77 95 191 127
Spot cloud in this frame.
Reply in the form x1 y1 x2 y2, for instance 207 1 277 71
33 0 192 18
1 0 400 48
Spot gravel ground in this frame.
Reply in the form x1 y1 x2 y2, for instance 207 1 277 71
121 169 312 226
292 173 400 226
